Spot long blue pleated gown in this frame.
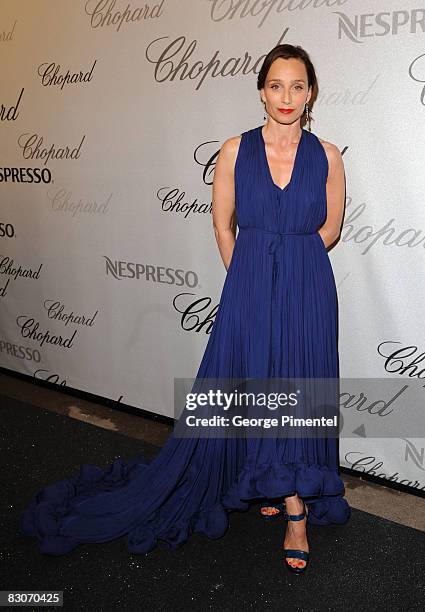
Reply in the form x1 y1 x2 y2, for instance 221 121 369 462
20 125 351 555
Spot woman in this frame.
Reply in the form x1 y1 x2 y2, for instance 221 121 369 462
20 44 350 574
211 44 349 573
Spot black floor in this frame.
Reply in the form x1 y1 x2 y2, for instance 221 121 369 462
2 394 424 611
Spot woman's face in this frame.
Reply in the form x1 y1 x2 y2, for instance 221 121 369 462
261 57 311 125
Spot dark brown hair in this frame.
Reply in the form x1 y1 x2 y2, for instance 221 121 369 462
257 44 317 126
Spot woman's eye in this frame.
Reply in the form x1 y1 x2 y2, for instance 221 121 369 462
271 84 303 90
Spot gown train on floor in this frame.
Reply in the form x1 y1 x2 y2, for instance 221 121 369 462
20 125 351 555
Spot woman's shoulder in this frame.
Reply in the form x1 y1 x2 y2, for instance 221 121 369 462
221 128 249 151
217 133 244 167
219 125 259 159
221 133 242 150
315 133 344 170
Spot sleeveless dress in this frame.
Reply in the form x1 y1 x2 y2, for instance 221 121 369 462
20 125 351 556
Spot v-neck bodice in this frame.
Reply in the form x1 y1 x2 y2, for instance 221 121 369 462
258 125 305 193
233 124 329 235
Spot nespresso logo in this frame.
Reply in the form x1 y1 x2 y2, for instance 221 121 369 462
0 223 15 238
335 8 425 41
0 167 52 183
103 255 199 287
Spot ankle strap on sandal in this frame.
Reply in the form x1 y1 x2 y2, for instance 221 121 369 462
286 511 306 521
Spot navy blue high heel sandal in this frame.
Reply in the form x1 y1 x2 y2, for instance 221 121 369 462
283 500 310 574
259 501 286 521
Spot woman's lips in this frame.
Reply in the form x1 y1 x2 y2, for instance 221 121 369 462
278 108 294 114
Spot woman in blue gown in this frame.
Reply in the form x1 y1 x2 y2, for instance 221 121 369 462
20 44 351 573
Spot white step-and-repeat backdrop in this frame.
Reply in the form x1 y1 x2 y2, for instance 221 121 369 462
1 1 424 493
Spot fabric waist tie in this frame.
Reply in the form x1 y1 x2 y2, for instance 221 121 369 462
238 226 317 254
238 226 318 375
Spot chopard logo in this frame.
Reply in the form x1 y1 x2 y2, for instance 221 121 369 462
0 19 16 42
209 0 349 28
378 341 425 379
409 52 425 106
1 87 24 121
345 451 425 490
37 60 97 90
0 256 42 281
44 300 99 328
342 197 425 255
173 292 218 334
84 0 165 31
18 133 86 165
147 30 297 91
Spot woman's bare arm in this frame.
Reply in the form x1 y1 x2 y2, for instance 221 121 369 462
212 136 240 270
319 140 346 249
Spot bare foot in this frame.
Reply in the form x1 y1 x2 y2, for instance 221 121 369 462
283 496 309 569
